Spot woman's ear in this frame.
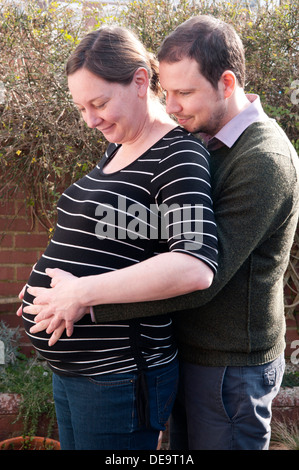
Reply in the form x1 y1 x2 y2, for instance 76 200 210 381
220 70 236 99
133 67 149 97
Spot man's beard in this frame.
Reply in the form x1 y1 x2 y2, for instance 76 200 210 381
194 105 227 136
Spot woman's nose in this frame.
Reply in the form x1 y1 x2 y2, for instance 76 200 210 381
85 110 103 129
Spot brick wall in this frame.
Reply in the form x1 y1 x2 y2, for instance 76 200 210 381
0 191 298 358
0 189 49 354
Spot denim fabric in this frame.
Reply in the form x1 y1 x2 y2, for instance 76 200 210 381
52 359 178 450
170 354 285 450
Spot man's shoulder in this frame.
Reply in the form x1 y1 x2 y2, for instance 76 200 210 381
229 119 299 194
238 119 296 158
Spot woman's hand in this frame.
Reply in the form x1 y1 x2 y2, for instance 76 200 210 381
23 268 88 345
16 263 36 317
30 317 69 347
16 285 26 317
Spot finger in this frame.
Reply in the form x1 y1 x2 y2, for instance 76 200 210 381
50 276 61 288
30 319 52 334
34 308 55 322
18 285 26 300
46 316 64 335
23 304 42 316
66 321 74 338
16 305 23 317
27 286 50 300
23 304 54 322
48 322 66 347
46 268 66 279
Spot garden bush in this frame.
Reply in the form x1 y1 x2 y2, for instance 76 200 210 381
121 0 298 145
0 0 108 228
0 0 298 231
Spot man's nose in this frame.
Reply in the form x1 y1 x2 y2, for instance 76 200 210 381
166 95 183 115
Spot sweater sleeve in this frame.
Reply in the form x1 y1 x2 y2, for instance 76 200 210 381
93 124 299 323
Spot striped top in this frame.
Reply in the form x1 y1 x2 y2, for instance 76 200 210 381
22 127 218 377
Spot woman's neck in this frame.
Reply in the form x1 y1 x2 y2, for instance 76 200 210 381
103 102 177 174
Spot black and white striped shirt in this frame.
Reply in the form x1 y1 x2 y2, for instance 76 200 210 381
22 127 218 376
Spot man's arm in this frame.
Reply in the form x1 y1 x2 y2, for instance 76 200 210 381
93 143 297 323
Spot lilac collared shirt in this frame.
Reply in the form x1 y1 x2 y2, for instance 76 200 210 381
201 94 269 150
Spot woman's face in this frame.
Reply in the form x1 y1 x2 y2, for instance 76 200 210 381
68 68 145 144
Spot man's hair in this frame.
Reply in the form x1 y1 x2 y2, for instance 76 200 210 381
158 15 245 89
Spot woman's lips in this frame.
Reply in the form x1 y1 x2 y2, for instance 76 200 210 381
99 124 114 133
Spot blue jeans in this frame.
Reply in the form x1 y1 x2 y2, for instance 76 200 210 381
52 359 178 450
170 354 285 450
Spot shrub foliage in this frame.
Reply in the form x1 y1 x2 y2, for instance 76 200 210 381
0 0 298 317
0 0 298 231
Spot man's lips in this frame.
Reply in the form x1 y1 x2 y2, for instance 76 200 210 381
175 116 192 125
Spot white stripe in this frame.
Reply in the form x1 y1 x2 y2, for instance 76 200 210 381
120 170 154 175
152 161 210 182
161 191 213 205
169 138 209 157
166 219 217 229
158 177 211 194
51 239 140 264
86 175 150 195
42 254 116 271
157 151 209 170
56 223 145 252
71 184 156 216
141 334 172 340
163 205 214 217
171 249 218 269
140 320 172 327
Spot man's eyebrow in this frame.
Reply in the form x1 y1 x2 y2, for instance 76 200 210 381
162 87 196 92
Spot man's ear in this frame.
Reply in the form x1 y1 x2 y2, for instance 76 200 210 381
220 70 236 99
133 67 149 97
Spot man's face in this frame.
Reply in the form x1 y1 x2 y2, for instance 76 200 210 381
159 57 227 136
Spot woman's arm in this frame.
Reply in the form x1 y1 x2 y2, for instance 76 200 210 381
24 252 213 344
24 132 217 344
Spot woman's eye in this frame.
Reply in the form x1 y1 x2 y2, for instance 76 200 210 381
95 103 107 109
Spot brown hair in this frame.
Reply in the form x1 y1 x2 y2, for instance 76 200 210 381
66 26 162 96
158 15 245 89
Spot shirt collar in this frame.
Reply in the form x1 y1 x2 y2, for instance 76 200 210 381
200 94 269 150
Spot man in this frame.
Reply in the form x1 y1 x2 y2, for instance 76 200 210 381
23 15 299 450
91 16 299 450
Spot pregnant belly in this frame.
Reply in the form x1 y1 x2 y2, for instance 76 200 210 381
21 255 93 356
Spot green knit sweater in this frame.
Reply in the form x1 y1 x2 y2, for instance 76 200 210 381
93 120 299 366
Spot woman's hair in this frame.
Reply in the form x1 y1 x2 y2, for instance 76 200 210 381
158 15 245 89
66 26 162 96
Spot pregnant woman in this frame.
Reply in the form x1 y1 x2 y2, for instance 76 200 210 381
18 26 218 450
